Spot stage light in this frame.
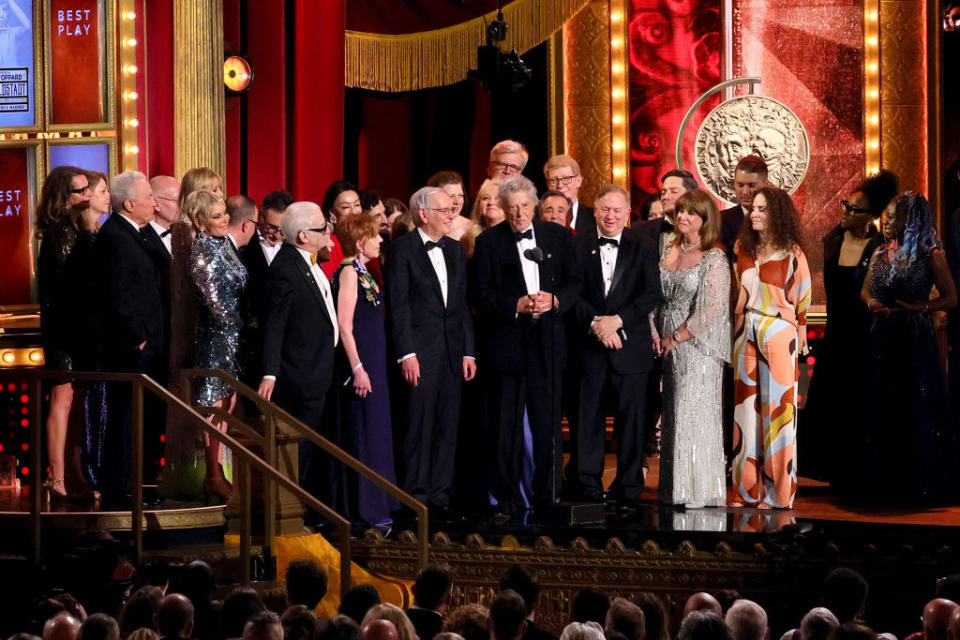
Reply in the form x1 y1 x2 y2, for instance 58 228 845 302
613 167 624 176
126 145 140 155
224 55 254 93
610 11 622 22
1 352 14 364
123 11 136 21
123 65 138 75
27 351 41 363
124 91 138 101
125 118 139 128
612 88 624 99
124 38 138 48
612 115 623 125
609 0 629 189
612 63 624 74
613 139 625 151
870 114 879 125
610 38 622 49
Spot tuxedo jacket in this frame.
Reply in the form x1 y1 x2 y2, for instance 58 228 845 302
261 243 337 401
720 204 745 261
470 219 581 375
238 235 272 379
573 203 596 235
95 213 167 370
405 609 444 640
140 223 172 320
384 230 475 374
573 226 660 374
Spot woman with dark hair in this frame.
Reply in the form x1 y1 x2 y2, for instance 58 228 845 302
731 187 811 509
854 192 958 504
321 180 361 279
655 190 730 508
333 213 398 529
801 170 898 488
36 165 96 501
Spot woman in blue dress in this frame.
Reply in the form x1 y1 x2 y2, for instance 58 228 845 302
333 213 399 529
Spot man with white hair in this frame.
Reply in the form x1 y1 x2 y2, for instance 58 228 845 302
95 170 164 507
258 201 338 492
384 186 475 518
725 600 769 640
489 140 529 180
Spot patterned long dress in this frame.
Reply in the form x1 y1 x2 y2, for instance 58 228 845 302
657 248 731 508
732 245 812 508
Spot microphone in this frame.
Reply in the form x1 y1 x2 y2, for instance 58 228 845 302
523 247 544 263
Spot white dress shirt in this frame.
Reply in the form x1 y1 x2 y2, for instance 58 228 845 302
598 229 623 296
570 200 580 230
515 225 540 294
260 236 282 266
296 247 339 347
118 212 143 233
149 220 173 255
418 227 448 307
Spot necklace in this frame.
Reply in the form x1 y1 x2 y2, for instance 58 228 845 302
680 239 700 254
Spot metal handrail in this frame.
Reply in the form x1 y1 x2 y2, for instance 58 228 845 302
6 370 354 595
181 368 430 569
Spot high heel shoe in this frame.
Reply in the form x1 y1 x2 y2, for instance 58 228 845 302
203 476 234 503
43 475 69 507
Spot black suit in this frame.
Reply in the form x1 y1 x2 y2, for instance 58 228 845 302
572 226 660 500
523 620 558 640
406 608 444 640
572 203 596 236
261 243 338 490
238 235 273 385
95 213 168 499
471 220 580 510
720 205 745 261
385 230 474 508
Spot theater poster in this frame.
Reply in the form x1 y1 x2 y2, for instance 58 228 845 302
45 0 113 129
0 142 39 305
0 0 41 132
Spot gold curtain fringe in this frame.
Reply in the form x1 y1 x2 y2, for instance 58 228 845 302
345 0 592 92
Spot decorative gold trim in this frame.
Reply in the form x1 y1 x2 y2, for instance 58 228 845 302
345 0 592 92
42 0 117 132
609 0 629 188
45 135 118 177
926 0 942 225
547 31 564 158
0 0 45 135
118 0 140 172
863 0 881 174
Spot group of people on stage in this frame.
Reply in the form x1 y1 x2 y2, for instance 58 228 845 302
34 138 959 522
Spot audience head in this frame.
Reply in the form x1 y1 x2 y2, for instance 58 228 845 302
360 604 416 640
826 623 875 640
801 608 839 640
282 201 332 260
822 568 869 624
684 594 723 620
411 186 455 239
489 140 529 180
319 616 362 640
285 559 329 611
633 594 668 640
605 598 645 640
732 156 769 211
149 176 181 227
181 190 227 236
559 622 604 640
660 169 698 218
636 193 664 223
37 166 89 230
339 585 381 625
539 190 572 227
280 605 320 640
178 167 223 212
924 599 959 640
111 171 155 227
222 587 267 639
844 170 898 231
38 596 87 625
78 615 120 640
84 171 110 218
543 155 583 203
594 185 631 238
322 181 361 223
43 614 81 640
488 590 528 640
360 620 397 640
243 611 283 640
155 594 194 640
226 194 259 247
444 604 490 640
358 190 388 233
948 607 960 640
673 189 721 249
497 177 538 233
436 634 465 640
499 566 540 617
678 613 732 640
572 589 610 626
125 630 158 640
336 212 382 261
118 586 162 638
724 600 767 640
182 560 216 606
471 179 505 229
413 563 454 611
428 171 466 217
739 186 804 256
260 190 294 246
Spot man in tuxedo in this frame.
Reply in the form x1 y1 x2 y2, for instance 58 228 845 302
96 171 166 505
257 201 338 492
572 185 659 511
406 564 453 640
148 175 179 257
539 191 572 228
471 176 580 516
385 186 476 517
488 140 529 180
543 154 595 235
635 169 697 248
720 155 768 260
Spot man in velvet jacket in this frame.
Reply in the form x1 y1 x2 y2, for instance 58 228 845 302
572 184 660 512
471 176 580 517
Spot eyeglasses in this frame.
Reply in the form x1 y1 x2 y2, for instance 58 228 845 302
430 207 455 215
307 226 329 234
840 200 873 215
492 160 522 174
260 222 281 233
69 186 90 194
546 175 579 187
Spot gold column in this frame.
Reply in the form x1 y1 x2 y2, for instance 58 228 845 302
174 0 226 182
564 0 611 206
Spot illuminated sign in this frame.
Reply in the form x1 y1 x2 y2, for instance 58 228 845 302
0 0 37 128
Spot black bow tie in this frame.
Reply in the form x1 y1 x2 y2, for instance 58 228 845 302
425 240 442 251
514 229 533 242
598 236 619 248
160 229 171 238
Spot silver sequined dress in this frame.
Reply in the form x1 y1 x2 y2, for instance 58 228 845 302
657 248 730 507
190 233 248 406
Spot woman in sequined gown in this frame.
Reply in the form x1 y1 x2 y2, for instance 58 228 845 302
333 213 399 528
655 190 730 508
185 190 247 501
855 192 958 505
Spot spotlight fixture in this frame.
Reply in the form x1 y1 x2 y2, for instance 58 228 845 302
468 6 532 92
224 54 254 93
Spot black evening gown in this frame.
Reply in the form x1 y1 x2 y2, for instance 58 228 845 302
849 248 959 505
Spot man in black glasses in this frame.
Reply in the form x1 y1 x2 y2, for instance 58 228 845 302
488 140 529 180
543 154 595 235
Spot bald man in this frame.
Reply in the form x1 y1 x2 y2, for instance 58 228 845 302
44 613 81 640
683 593 723 620
362 619 399 640
148 175 180 256
156 594 194 640
946 607 960 640
726 600 769 640
918 599 960 640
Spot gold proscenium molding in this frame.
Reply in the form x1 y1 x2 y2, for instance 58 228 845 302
864 0 880 175
609 2 628 189
119 0 140 172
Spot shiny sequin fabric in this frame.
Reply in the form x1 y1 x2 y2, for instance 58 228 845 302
657 248 730 508
190 234 248 406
